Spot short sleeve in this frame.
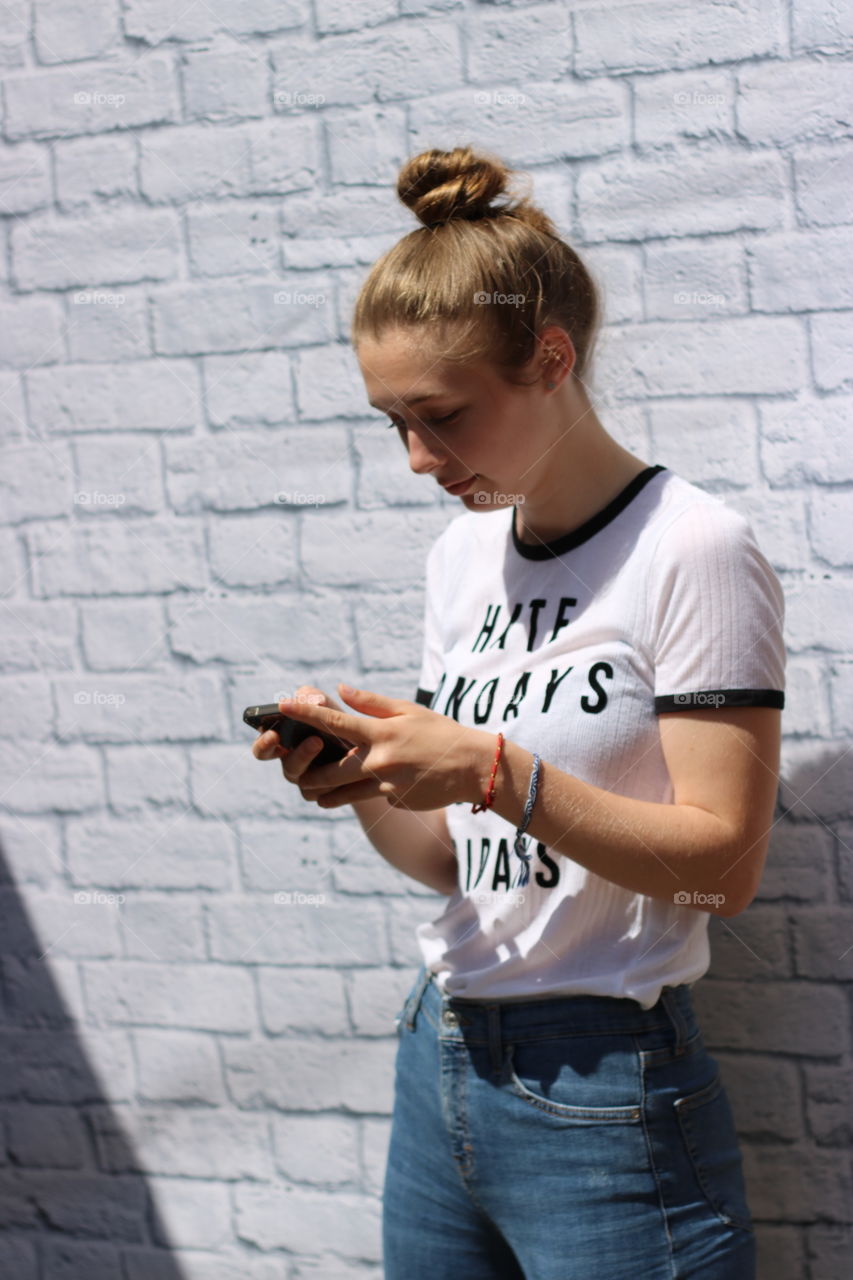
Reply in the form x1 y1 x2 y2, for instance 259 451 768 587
415 534 446 708
649 502 786 714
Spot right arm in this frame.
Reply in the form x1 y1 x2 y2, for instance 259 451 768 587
351 796 458 896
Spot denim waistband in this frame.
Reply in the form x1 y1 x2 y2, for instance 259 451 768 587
401 965 697 1059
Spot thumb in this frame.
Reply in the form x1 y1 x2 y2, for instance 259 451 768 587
337 682 400 718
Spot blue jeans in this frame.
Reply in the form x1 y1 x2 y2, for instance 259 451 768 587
383 965 756 1279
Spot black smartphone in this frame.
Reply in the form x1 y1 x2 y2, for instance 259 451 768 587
243 703 354 768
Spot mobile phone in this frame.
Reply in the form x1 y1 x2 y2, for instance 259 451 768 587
243 703 354 768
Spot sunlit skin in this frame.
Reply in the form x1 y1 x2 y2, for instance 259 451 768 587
356 322 651 545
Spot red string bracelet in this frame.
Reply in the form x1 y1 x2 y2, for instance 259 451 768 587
471 732 504 813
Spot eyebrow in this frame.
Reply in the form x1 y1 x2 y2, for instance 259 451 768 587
368 392 448 410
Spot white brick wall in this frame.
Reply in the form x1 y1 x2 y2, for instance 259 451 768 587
0 2 850 1276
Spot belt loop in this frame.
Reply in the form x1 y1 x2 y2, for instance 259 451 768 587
659 984 689 1056
405 965 433 1032
487 1004 502 1077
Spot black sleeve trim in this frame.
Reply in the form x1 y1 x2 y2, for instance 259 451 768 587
415 687 435 708
655 689 785 713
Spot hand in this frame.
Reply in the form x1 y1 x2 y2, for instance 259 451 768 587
274 683 488 811
251 685 362 805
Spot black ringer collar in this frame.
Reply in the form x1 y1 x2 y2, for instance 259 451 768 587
510 465 668 560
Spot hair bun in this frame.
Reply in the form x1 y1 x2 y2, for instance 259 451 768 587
397 145 512 229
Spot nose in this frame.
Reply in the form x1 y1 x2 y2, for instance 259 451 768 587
405 426 445 477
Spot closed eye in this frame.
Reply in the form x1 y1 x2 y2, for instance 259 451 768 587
386 410 460 430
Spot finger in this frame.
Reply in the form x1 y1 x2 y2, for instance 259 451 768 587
311 779 386 809
277 695 369 747
335 683 404 719
253 729 286 761
281 736 325 783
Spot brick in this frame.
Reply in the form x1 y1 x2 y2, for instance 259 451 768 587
73 435 163 516
0 1028 133 1103
257 966 348 1034
599 315 807 398
828 658 853 734
33 0 120 63
648 398 758 486
6 1104 87 1167
0 373 27 440
810 492 853 567
706 906 791 980
724 487 809 572
186 201 279 278
695 980 849 1055
80 599 169 671
133 1030 225 1104
190 744 309 820
749 228 853 313
804 1062 853 1143
104 744 188 811
16 891 122 958
792 907 853 979
578 150 786 241
768 659 832 739
0 815 65 888
409 77 628 164
634 69 735 148
27 520 207 597
11 208 182 291
712 1053 802 1141
793 141 853 227
294 340 382 419
269 22 462 109
202 351 295 427
271 1113 359 1183
139 125 254 202
793 0 853 53
66 289 150 362
387 892 446 965
575 0 786 74
0 295 65 366
0 739 103 812
149 1177 233 1249
738 58 853 145
0 141 50 214
779 735 853 824
0 1239 37 1279
0 441 71 521
642 237 746 320
181 39 268 122
26 359 201 433
301 510 449 587
348 965 415 1036
325 104 408 185
235 1182 381 1259
351 590 429 672
810 310 853 390
67 814 233 888
805 1225 853 1280
164 427 348 512
3 54 180 140
1 955 87 1026
315 0 396 33
54 133 138 209
760 394 853 484
361 1116 392 1198
754 1226 806 1280
783 575 853 652
0 1 29 70
42 1241 123 1280
151 278 335 356
176 594 349 665
742 1144 852 1221
207 513 298 587
90 1104 273 1178
353 427 445 510
123 0 306 42
237 819 335 894
124 1252 284 1280
205 897 388 965
55 673 227 742
237 116 320 197
467 4 571 82
119 897 206 962
81 962 255 1032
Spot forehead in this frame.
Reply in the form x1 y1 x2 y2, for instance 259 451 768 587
356 329 490 405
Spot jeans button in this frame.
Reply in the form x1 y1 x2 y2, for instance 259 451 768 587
442 1008 458 1028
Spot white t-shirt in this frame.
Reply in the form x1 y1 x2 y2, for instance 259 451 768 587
413 464 786 1009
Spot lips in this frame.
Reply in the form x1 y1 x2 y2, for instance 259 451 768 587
441 474 477 495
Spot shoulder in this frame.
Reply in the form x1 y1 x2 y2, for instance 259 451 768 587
646 472 757 563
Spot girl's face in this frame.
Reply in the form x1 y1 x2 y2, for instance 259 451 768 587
357 327 551 507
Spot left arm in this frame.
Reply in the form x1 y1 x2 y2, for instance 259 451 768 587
468 706 782 919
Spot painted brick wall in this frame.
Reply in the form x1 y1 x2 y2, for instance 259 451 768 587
1 1 851 1276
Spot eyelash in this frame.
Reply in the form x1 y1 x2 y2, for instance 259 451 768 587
386 410 460 430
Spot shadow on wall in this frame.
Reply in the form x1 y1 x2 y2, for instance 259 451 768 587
694 748 853 1277
0 842 186 1280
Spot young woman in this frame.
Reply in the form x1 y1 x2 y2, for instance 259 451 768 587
253 146 785 1279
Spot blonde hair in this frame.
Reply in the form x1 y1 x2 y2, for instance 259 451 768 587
351 144 602 390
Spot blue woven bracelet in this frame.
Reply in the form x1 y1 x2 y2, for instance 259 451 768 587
512 753 541 888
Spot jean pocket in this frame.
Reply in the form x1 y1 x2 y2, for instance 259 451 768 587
505 1039 642 1124
675 1072 754 1232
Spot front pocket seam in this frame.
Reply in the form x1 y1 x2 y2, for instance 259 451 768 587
675 1073 754 1232
506 1045 641 1122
